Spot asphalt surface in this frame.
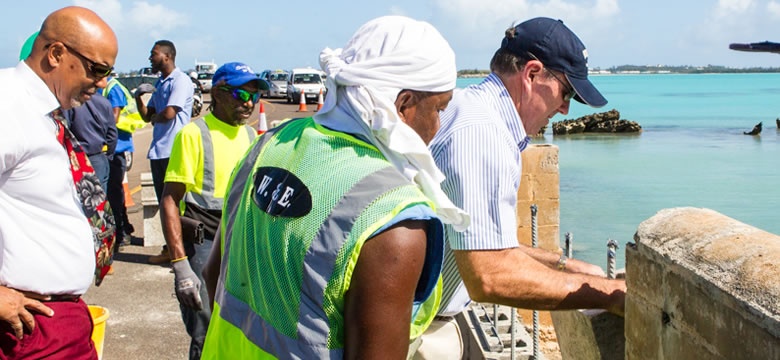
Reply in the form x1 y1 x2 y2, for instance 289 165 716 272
82 95 312 359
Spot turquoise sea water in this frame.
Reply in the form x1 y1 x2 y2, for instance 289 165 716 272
456 74 780 268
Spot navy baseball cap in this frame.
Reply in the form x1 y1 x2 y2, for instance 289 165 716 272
502 17 607 107
212 62 269 90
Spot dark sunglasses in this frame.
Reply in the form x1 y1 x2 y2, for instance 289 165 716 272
52 43 113 79
526 52 576 102
219 86 260 103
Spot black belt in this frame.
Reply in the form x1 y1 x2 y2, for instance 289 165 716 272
434 315 455 321
43 294 81 302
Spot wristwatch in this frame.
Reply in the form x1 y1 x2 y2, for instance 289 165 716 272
556 254 568 271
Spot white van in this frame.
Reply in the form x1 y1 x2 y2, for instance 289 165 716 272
286 68 326 104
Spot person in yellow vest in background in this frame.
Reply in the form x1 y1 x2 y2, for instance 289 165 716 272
200 16 469 359
103 76 146 251
160 62 265 360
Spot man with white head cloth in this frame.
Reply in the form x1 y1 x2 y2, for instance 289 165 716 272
201 15 469 359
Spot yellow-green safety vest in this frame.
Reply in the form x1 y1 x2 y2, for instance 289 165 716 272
202 117 443 359
103 78 145 133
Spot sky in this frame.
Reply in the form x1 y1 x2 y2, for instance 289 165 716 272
5 0 780 73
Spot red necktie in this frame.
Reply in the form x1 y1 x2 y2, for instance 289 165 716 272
51 109 116 286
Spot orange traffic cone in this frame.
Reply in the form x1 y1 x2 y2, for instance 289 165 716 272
297 89 307 112
122 173 135 207
257 102 268 135
315 89 324 112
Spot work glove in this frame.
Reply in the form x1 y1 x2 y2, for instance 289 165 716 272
171 260 203 311
134 83 156 96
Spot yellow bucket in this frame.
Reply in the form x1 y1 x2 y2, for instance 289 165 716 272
88 305 110 360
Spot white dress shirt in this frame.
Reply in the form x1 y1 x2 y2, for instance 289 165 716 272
0 62 95 295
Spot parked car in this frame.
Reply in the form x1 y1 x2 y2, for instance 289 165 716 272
139 67 159 77
286 68 326 104
259 69 289 98
197 72 214 92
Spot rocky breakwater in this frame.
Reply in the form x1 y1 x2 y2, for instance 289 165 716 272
552 109 641 135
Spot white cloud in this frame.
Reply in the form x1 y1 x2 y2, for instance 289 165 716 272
768 1 780 17
74 0 121 24
75 0 188 38
126 2 189 39
431 0 620 68
432 0 619 32
69 0 192 71
714 0 754 18
389 6 408 16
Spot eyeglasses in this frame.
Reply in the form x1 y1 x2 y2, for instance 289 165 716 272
526 52 576 102
58 43 113 79
219 86 260 103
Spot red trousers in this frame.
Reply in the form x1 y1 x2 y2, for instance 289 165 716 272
0 298 97 360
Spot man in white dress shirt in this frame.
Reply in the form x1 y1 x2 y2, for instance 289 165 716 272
0 6 117 359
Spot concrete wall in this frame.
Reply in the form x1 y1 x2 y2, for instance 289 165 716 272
626 207 780 359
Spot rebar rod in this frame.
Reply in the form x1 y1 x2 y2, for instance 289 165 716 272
530 204 539 360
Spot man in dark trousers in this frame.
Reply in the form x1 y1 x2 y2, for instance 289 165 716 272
65 93 117 191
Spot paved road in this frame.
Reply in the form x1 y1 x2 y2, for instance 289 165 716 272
82 96 313 359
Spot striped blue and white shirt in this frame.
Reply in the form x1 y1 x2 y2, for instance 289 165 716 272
429 73 531 316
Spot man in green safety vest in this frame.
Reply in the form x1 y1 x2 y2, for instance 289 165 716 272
201 16 470 359
103 76 145 251
159 62 266 359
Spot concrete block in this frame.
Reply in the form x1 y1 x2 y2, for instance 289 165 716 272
528 173 560 201
521 144 559 174
143 206 165 247
140 172 157 206
551 309 625 360
517 174 534 201
624 292 661 359
516 200 559 227
141 172 164 247
460 303 538 359
516 225 560 251
628 207 780 360
626 242 665 307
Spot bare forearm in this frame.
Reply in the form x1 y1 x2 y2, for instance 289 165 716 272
160 196 186 260
135 96 151 121
519 245 562 268
455 248 625 314
152 106 177 124
519 245 605 276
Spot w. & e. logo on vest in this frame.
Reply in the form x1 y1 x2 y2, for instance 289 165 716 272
252 167 312 217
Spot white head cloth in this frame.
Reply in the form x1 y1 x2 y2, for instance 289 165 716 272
314 15 469 231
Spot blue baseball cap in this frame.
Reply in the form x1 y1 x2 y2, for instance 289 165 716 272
212 62 269 90
502 17 607 107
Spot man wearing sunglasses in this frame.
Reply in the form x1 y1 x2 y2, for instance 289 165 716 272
416 17 627 358
159 62 267 360
0 6 117 359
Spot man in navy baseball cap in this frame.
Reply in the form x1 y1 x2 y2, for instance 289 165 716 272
414 17 625 359
502 17 607 107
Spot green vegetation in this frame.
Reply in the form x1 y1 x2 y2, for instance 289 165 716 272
457 69 490 77
603 65 780 74
457 65 780 77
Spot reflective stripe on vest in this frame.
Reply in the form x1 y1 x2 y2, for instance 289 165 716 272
214 122 417 358
183 118 256 210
